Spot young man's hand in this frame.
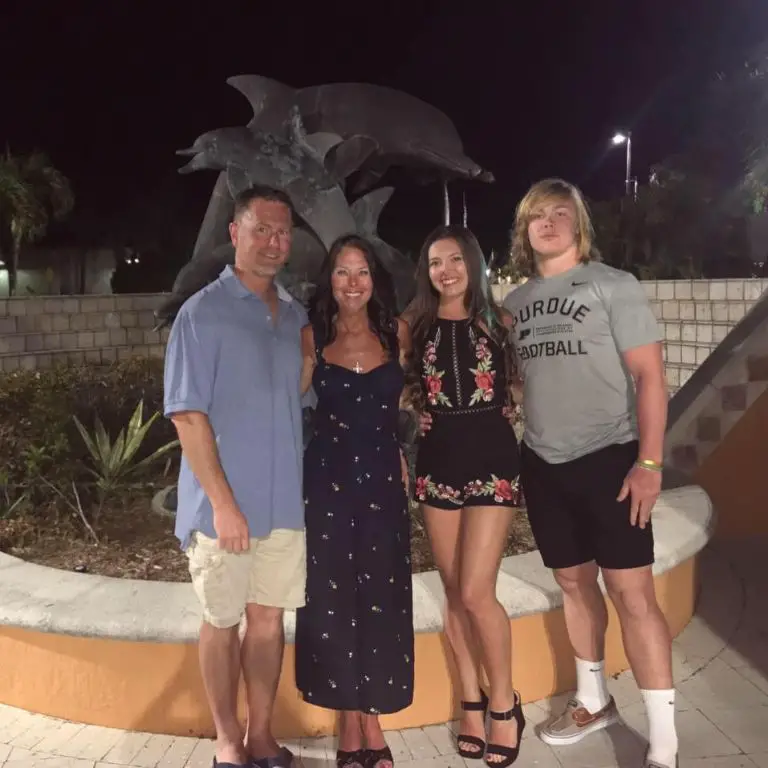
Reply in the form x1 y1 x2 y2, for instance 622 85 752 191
617 465 661 529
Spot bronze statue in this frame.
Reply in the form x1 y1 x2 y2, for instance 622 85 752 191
157 75 493 324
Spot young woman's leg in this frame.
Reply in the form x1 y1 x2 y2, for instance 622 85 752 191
458 505 517 762
423 504 485 755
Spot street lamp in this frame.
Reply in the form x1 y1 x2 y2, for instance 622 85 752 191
611 131 635 198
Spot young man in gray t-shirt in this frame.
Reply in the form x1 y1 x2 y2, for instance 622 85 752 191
503 179 677 768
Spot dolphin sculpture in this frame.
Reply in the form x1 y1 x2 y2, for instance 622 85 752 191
161 75 493 326
227 75 494 193
176 111 377 250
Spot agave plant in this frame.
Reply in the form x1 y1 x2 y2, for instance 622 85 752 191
73 400 179 497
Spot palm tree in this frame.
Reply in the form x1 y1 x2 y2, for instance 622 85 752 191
0 150 74 295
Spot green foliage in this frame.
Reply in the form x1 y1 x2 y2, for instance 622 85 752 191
73 400 178 497
590 165 756 279
589 44 768 273
0 359 176 523
0 149 74 295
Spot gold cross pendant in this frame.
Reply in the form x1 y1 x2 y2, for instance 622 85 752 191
353 361 363 374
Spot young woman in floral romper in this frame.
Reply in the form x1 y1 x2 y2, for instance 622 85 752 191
403 226 524 768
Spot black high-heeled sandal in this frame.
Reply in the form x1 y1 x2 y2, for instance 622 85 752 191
336 750 367 768
484 691 526 768
457 689 489 760
364 745 393 768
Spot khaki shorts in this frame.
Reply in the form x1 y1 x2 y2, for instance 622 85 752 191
186 528 306 628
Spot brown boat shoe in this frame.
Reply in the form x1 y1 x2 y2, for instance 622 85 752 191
538 696 619 747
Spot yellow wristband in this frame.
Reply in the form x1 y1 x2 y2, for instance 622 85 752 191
636 458 663 472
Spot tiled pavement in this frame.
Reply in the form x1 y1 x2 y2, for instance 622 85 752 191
2 537 767 768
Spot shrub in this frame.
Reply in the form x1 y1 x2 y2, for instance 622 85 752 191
0 359 176 519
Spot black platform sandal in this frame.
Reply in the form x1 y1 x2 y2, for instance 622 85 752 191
336 750 367 768
457 689 489 760
484 691 526 768
364 745 394 768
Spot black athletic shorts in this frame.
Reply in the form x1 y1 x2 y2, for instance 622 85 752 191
520 440 654 571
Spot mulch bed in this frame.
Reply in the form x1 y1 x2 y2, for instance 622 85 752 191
0 493 536 581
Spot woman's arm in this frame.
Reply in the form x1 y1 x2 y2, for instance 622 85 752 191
500 308 524 404
300 325 317 396
396 317 413 368
396 318 417 410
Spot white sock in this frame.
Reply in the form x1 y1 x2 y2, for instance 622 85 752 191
575 657 610 713
641 689 678 767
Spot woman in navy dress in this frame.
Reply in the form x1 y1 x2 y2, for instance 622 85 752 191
295 235 413 768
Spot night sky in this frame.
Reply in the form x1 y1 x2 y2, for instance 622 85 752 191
2 0 767 273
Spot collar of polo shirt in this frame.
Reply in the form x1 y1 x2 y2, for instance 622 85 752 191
219 264 293 302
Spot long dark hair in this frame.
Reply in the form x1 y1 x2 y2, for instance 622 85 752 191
406 225 507 350
403 225 514 407
308 234 398 356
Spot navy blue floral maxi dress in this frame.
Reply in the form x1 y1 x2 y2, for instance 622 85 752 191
295 327 414 715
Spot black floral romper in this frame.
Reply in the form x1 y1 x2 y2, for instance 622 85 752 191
415 318 521 509
295 325 414 715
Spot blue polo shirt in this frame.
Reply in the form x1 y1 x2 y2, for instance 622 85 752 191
163 265 308 549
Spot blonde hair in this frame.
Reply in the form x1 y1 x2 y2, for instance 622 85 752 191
510 178 600 277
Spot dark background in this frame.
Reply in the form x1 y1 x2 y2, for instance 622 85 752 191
2 0 766 275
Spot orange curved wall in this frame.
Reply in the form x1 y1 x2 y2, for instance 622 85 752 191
0 558 696 738
695 387 768 538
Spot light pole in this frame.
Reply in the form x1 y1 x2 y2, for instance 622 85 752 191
612 131 634 199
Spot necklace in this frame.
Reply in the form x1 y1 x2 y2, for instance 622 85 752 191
353 361 363 374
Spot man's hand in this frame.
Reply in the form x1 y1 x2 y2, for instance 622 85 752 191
213 504 251 553
400 449 410 496
418 411 433 436
617 464 662 529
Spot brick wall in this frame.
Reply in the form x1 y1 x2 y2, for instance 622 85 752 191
4 279 768 379
645 278 768 392
493 278 768 393
0 294 169 372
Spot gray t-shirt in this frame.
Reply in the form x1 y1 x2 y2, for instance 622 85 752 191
502 261 661 464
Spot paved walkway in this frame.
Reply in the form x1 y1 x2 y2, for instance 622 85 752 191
1 538 767 768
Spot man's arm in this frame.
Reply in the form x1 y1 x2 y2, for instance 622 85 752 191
606 273 667 527
170 412 237 510
170 413 249 553
623 342 667 465
164 307 249 552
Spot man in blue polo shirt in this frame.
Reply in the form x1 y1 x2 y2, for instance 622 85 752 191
164 185 307 768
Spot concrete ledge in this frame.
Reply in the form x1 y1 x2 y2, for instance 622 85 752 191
0 485 714 737
0 485 714 643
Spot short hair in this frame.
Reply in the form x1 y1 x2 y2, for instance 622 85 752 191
232 185 295 221
510 178 600 277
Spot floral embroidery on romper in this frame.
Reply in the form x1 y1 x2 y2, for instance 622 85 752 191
414 474 462 504
422 329 452 407
468 335 496 405
463 475 520 503
416 321 519 508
